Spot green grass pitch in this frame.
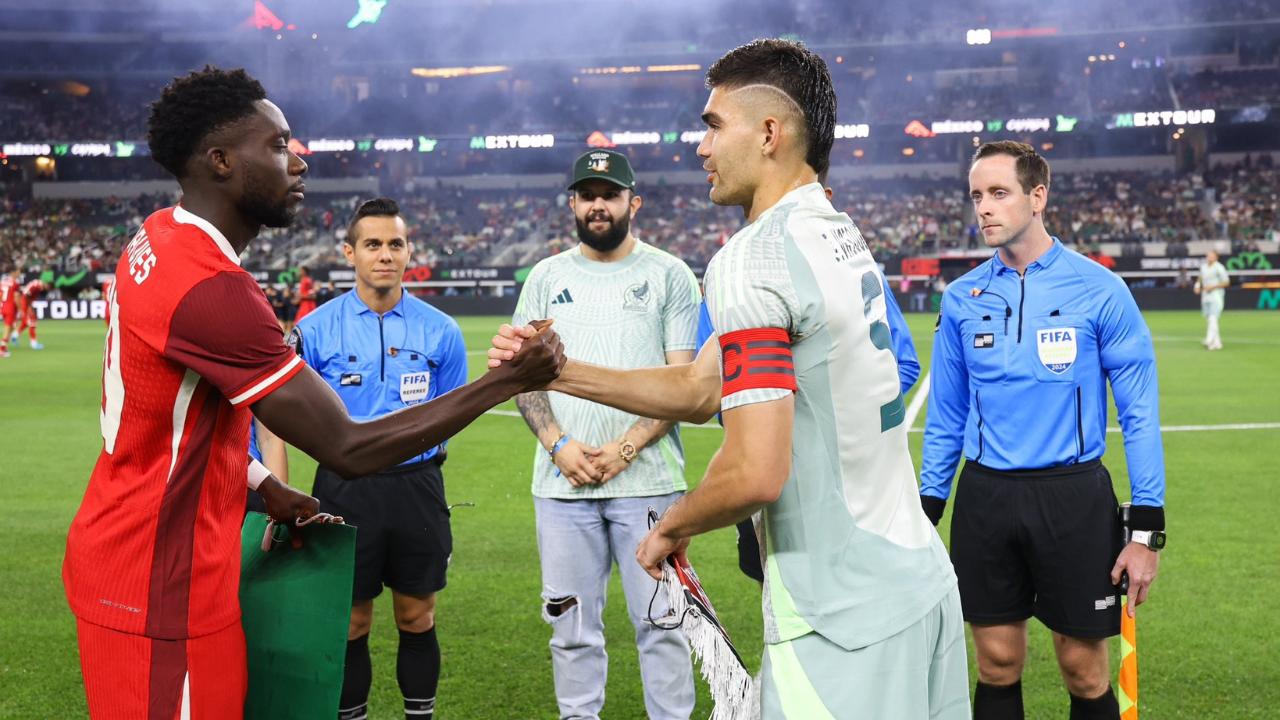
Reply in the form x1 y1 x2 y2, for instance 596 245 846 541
0 310 1276 718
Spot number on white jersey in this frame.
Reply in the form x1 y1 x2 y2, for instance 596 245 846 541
100 283 124 452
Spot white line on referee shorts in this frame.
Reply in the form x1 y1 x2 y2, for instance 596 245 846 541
481 409 1280 434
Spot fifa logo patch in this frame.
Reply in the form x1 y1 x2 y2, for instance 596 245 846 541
974 333 995 349
400 371 431 405
1037 327 1077 374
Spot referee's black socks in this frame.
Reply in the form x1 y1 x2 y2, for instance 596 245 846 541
1069 686 1120 719
339 633 372 720
398 626 440 718
974 680 1024 720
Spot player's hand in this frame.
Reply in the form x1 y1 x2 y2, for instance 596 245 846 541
636 523 691 581
489 320 564 391
487 322 543 369
258 476 320 549
554 439 604 488
1111 542 1159 617
589 441 631 485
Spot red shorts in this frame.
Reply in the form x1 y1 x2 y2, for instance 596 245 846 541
1 306 14 326
76 618 247 719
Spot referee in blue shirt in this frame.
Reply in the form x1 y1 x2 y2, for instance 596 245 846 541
921 142 1166 720
291 198 467 720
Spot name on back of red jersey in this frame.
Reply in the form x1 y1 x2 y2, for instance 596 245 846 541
125 228 157 284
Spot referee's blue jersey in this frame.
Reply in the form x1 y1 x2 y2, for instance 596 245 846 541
291 290 468 466
921 239 1165 507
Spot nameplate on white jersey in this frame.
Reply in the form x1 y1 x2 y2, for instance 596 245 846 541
400 371 431 404
1036 327 1077 374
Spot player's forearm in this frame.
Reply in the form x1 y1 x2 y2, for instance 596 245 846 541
551 359 720 424
625 417 675 449
658 447 779 538
257 367 522 479
515 391 563 449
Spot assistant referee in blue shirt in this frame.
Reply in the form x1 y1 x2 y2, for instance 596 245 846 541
291 198 467 720
920 142 1166 720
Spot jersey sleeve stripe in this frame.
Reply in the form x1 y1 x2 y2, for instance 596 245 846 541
227 355 303 406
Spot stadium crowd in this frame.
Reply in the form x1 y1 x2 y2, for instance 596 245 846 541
4 165 1276 295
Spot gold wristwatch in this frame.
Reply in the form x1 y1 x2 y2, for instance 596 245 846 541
618 438 638 464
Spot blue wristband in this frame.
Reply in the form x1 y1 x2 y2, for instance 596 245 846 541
549 434 570 477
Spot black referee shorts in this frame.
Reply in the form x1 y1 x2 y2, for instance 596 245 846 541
313 459 452 603
950 459 1125 639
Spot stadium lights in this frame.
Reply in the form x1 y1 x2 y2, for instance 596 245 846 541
966 29 992 45
411 66 510 79
578 65 701 75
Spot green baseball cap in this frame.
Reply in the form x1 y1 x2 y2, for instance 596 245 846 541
568 149 636 191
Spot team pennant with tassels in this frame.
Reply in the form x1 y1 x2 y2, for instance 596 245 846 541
647 510 759 720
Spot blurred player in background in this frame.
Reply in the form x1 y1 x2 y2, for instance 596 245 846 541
63 65 563 720
0 268 18 357
1194 250 1229 350
16 275 47 350
295 265 317 322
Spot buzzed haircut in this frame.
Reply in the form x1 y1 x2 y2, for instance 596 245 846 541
706 38 838 176
346 197 403 244
147 66 268 179
972 140 1051 193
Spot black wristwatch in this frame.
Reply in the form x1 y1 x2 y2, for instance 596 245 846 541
1129 529 1167 551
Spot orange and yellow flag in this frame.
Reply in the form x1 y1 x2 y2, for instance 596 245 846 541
1119 597 1138 719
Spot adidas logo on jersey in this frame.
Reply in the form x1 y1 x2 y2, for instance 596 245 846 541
551 288 574 305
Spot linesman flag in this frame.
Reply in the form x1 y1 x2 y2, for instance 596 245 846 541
1119 596 1138 719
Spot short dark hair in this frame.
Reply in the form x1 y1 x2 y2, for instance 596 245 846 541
147 66 268 178
346 197 402 244
706 38 837 176
972 141 1051 193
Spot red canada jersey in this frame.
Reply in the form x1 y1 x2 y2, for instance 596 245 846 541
64 206 303 640
0 276 16 310
20 278 47 299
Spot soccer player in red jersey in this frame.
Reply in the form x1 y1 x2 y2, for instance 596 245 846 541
293 265 317 323
0 268 18 357
63 66 564 720
17 277 46 349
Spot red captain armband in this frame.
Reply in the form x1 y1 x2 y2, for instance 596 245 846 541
719 328 797 398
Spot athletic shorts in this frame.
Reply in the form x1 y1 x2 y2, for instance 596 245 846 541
1201 296 1224 318
313 459 452 601
76 618 246 720
950 459 1125 638
1 306 14 326
759 587 969 719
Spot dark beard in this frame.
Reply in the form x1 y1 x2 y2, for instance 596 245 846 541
240 168 296 229
575 211 630 253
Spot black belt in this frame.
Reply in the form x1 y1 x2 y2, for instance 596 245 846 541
966 458 1102 481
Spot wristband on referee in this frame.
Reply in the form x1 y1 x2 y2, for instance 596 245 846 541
1126 504 1165 532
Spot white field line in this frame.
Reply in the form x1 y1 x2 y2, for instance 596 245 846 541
904 372 931 429
482 409 1279 434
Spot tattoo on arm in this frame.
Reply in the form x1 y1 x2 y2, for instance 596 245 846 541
628 416 674 449
516 391 561 448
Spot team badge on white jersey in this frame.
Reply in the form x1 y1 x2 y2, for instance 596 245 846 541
1036 327 1077 374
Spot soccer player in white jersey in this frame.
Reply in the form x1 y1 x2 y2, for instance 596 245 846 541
1194 250 1229 350
491 39 968 719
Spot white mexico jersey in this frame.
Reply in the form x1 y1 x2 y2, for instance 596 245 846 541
704 183 954 651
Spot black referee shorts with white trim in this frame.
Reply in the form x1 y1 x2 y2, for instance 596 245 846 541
950 459 1125 639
